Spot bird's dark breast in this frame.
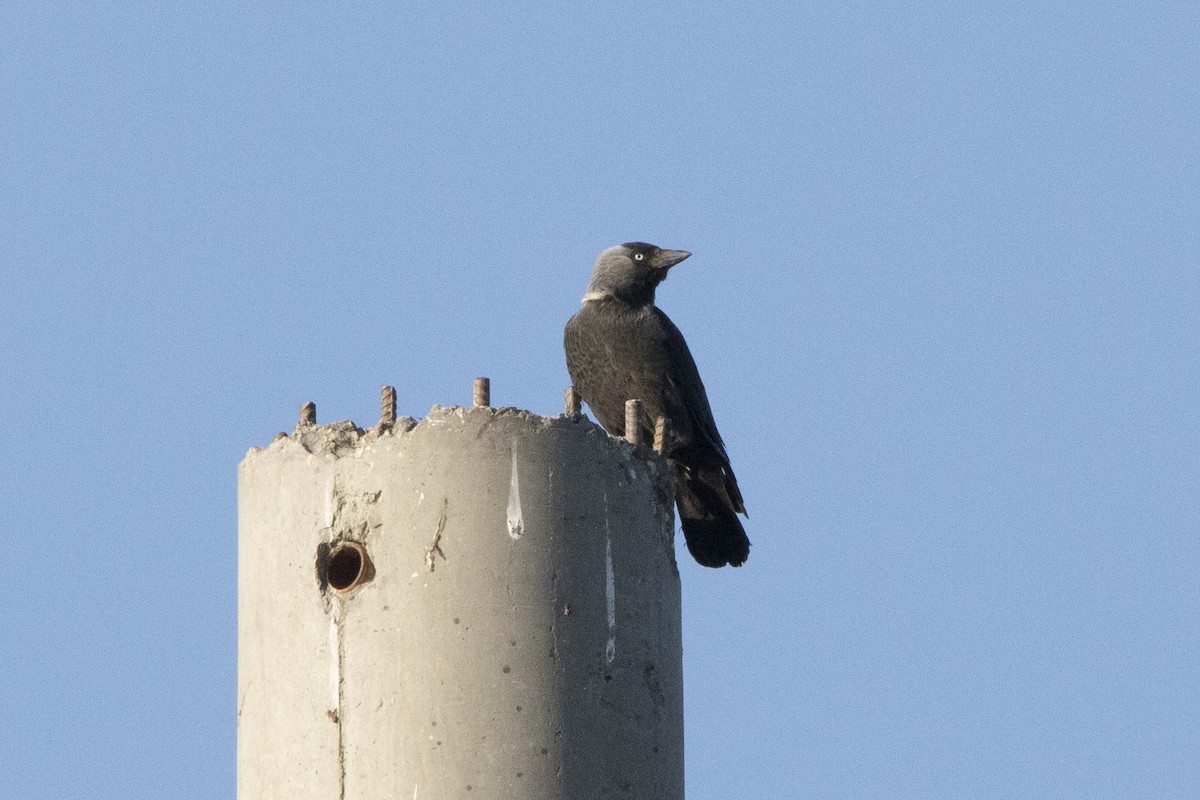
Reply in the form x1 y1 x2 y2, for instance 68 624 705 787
564 302 692 445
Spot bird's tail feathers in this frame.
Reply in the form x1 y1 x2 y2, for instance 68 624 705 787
676 467 750 568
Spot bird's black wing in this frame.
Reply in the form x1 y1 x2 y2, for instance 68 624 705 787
652 308 746 515
652 308 729 461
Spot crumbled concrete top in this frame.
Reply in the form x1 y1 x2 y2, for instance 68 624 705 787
243 404 674 497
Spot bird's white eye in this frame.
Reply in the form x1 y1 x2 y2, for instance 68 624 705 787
633 253 645 261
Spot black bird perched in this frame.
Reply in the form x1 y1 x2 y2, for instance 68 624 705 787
564 242 750 568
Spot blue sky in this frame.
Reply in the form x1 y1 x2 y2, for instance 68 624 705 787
2 3 1197 798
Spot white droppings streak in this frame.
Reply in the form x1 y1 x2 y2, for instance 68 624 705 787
604 492 616 664
506 447 523 540
323 477 336 528
328 599 341 712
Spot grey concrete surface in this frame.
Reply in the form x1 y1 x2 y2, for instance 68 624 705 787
238 404 683 799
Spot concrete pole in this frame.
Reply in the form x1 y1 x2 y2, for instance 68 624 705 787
238 385 684 800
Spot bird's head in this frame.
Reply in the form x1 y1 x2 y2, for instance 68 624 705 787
583 242 692 306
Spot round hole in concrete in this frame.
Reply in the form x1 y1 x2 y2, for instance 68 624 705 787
326 541 373 593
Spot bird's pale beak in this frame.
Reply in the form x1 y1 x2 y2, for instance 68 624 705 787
651 249 691 270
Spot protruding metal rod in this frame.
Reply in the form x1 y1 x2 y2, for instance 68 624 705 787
624 399 643 446
473 377 491 408
299 402 316 426
653 415 669 454
565 386 582 416
380 385 397 427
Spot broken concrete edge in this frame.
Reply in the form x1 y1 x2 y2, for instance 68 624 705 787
242 404 676 500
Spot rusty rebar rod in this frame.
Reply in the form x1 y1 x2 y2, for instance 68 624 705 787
624 399 643 446
473 377 490 408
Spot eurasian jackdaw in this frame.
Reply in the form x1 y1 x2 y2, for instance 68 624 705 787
564 242 750 568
